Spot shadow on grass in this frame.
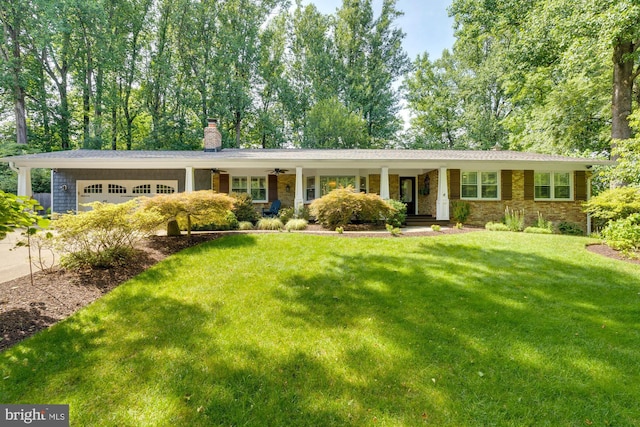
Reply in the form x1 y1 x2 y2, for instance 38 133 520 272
272 241 640 425
2 234 639 425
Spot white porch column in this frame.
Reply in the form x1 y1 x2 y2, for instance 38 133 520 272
436 167 450 221
294 166 304 213
185 166 194 193
16 166 32 198
380 166 390 200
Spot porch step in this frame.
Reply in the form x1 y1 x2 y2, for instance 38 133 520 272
404 215 449 227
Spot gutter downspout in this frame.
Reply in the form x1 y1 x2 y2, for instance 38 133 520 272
586 174 592 235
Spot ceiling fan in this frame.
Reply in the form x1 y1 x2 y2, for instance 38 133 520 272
267 168 288 175
210 168 227 175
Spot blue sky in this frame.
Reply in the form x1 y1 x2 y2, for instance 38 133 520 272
303 0 456 60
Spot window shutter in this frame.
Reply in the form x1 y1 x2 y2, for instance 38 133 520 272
524 170 534 200
219 174 229 193
268 174 278 202
501 170 513 200
449 169 460 200
575 171 587 201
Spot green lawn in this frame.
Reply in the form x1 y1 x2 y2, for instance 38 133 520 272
2 232 640 426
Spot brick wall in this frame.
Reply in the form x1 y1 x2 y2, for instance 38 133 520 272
451 170 588 231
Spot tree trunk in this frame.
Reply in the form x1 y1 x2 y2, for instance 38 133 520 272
5 20 28 145
612 41 635 144
611 41 636 188
235 111 241 147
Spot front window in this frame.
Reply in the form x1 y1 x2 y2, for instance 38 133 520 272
461 171 499 200
232 177 248 194
535 172 571 200
231 176 267 201
250 177 267 201
320 176 356 196
306 176 316 201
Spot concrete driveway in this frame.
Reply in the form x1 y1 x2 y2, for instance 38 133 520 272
0 230 56 283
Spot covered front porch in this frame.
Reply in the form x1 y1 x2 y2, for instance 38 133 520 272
204 166 450 220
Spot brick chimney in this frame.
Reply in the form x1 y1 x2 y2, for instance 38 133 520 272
204 118 222 152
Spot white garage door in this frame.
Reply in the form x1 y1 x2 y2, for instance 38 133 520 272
77 180 178 211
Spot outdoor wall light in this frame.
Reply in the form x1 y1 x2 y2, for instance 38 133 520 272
60 184 68 191
286 184 291 193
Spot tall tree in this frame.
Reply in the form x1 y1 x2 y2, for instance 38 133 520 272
334 0 409 145
0 0 30 145
404 51 464 149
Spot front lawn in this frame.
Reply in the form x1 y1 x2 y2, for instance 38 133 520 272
1 232 639 426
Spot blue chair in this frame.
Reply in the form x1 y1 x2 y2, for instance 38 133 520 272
262 199 281 217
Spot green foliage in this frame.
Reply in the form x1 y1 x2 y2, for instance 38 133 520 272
385 223 402 236
284 218 308 231
384 199 407 228
53 200 162 268
238 221 254 230
601 213 640 257
504 207 525 232
451 200 471 224
0 190 46 240
309 186 394 229
256 218 283 230
485 221 510 232
524 226 553 234
335 226 344 234
583 187 640 221
455 222 463 229
430 224 441 232
534 212 553 231
278 207 295 224
191 211 239 231
142 191 235 237
303 97 369 148
557 221 584 236
230 193 259 223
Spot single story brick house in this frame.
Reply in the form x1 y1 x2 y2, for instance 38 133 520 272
2 122 611 232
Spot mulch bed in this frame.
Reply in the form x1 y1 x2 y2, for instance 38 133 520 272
585 243 640 265
0 234 222 352
1 228 636 353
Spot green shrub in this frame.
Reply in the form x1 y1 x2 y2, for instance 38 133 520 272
356 193 396 224
431 224 441 232
296 206 311 221
534 212 553 231
230 193 259 223
191 211 238 231
385 223 402 236
454 222 463 230
309 186 394 229
504 207 525 231
451 201 471 224
335 226 344 234
584 187 640 222
486 221 510 231
601 213 640 257
143 190 235 237
257 218 283 230
284 218 308 231
557 221 584 236
54 200 163 268
278 207 295 224
238 221 254 230
524 226 553 234
1 190 46 240
384 199 407 228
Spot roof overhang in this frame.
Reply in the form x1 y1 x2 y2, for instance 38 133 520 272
1 149 614 171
